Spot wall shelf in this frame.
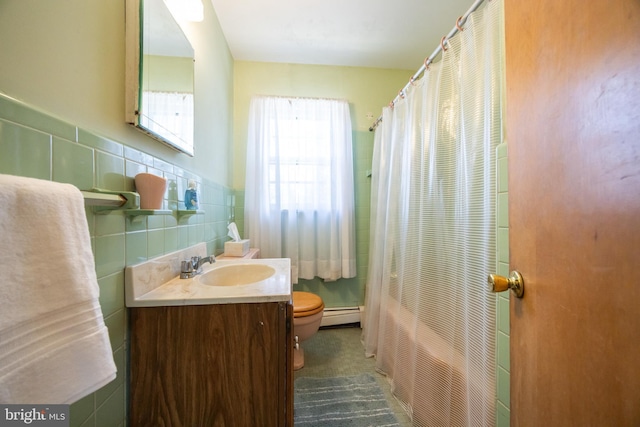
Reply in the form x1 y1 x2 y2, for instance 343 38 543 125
176 209 205 220
125 209 173 217
82 189 205 219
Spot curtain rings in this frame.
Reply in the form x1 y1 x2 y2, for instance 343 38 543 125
389 101 395 109
423 57 431 71
456 16 465 32
398 90 406 99
440 36 449 52
409 76 418 86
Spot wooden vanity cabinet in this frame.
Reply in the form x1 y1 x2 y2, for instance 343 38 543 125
129 301 293 427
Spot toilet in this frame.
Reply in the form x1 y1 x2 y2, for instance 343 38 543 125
292 291 324 370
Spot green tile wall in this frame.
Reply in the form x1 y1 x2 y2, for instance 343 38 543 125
496 142 510 426
0 94 232 427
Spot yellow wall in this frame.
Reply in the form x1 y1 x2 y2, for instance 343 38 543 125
0 0 234 185
143 55 194 92
233 61 413 188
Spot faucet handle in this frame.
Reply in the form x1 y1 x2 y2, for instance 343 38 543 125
181 260 193 273
180 260 194 279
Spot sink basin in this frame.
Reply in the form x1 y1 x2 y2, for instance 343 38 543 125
198 264 276 287
125 243 291 307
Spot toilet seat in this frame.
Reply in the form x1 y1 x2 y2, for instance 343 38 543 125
293 291 324 317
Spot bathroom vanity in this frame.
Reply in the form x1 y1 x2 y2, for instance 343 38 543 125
125 245 293 426
129 302 293 426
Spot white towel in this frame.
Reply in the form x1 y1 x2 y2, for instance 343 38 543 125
0 174 117 404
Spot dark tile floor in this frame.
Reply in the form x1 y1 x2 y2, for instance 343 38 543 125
293 325 412 426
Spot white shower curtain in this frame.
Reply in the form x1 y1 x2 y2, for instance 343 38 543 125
363 0 503 425
244 96 357 283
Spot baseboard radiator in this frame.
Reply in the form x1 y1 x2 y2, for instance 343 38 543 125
320 306 364 327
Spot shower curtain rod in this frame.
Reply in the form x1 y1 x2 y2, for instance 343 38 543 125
368 0 488 132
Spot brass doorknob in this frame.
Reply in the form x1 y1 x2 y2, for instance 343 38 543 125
487 271 524 298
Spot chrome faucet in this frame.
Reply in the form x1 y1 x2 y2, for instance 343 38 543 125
180 255 215 279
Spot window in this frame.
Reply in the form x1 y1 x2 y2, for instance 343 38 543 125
244 96 356 283
140 91 194 151
267 116 332 210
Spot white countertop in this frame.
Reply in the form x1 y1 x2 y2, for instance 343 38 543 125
125 244 291 307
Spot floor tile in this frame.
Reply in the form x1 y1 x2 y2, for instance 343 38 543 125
295 325 413 426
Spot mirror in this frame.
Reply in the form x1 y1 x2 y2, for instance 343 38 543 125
125 0 195 156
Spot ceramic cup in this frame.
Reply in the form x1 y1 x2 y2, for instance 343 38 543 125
134 173 167 209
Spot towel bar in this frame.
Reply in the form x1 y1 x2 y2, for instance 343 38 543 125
81 189 139 211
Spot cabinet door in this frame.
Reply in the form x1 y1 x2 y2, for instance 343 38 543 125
130 302 291 427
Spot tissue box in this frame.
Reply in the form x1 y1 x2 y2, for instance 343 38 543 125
224 239 250 257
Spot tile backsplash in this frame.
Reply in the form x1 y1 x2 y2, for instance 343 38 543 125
0 93 232 426
496 142 510 427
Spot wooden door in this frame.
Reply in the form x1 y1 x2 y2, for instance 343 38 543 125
504 0 640 425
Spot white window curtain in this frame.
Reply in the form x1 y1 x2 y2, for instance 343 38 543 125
140 91 194 149
244 96 357 283
363 0 503 425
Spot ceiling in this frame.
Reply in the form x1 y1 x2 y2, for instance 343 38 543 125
209 0 477 71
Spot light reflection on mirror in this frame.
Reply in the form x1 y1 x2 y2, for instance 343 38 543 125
125 0 195 156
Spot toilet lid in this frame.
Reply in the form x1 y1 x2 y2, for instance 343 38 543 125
293 291 324 317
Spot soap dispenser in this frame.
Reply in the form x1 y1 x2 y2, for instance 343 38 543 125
184 179 199 210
